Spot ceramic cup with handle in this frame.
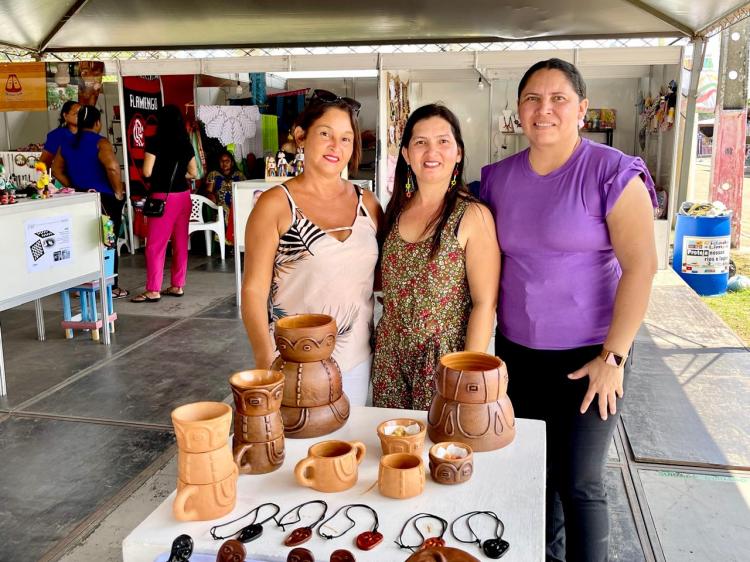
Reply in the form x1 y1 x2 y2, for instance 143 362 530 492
294 439 366 492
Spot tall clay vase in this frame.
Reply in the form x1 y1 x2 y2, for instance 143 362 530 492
427 352 516 452
229 370 286 475
272 314 350 438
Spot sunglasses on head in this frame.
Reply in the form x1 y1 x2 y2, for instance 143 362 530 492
309 89 362 115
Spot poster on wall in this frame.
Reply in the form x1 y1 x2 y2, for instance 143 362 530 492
46 61 105 111
386 73 410 195
123 76 163 197
0 62 47 112
24 215 73 273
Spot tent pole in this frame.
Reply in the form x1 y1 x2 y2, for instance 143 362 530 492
116 60 136 253
3 112 10 150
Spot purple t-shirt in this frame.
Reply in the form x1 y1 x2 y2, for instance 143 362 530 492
480 138 656 350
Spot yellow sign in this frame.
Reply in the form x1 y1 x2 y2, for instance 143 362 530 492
0 62 47 112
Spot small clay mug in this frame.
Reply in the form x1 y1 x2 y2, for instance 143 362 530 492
428 442 474 485
377 418 426 456
177 443 235 485
171 401 232 453
173 464 238 521
275 314 337 362
229 370 284 416
294 439 366 492
378 452 425 499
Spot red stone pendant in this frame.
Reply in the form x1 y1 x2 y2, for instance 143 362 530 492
422 537 446 548
330 549 356 562
355 530 383 550
284 526 313 546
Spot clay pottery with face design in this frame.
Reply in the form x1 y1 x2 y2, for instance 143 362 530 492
287 548 314 562
377 418 426 456
233 411 284 443
294 439 366 492
171 402 232 453
378 452 425 499
281 391 350 438
233 435 285 474
229 370 284 416
173 464 238 521
177 445 235 485
271 357 343 408
275 314 337 363
406 546 480 562
427 352 516 452
428 442 474 485
216 539 246 562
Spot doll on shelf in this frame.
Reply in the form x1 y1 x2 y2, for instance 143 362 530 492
276 150 290 177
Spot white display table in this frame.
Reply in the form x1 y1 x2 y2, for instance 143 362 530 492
123 406 545 562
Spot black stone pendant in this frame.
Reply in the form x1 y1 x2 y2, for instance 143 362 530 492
237 523 263 543
166 534 193 562
482 538 510 558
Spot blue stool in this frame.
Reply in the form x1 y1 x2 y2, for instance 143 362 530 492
60 276 118 341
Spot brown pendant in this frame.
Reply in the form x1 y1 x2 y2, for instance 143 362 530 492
284 526 313 546
355 530 383 550
422 537 446 548
330 549 356 562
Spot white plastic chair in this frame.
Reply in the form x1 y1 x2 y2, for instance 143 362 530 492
188 194 226 260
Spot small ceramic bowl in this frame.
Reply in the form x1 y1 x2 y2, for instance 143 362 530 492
376 418 426 456
428 441 474 485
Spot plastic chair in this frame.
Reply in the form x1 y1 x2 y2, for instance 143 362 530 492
188 194 225 260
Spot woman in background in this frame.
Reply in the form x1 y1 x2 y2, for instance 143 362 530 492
40 101 79 169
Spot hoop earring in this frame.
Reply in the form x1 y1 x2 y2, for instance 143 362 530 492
405 166 415 199
449 164 459 189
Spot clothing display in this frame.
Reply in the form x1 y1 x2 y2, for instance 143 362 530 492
197 105 261 161
372 198 471 410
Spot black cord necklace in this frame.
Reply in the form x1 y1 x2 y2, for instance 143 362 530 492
277 500 328 546
210 502 280 543
317 503 383 550
395 512 448 552
451 510 510 559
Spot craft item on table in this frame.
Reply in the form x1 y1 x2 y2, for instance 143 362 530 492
287 548 314 562
35 161 54 198
377 418 426 455
277 151 290 176
277 499 328 546
196 105 260 160
166 534 194 562
406 546 479 562
210 502 280 544
215 539 246 562
266 156 278 177
395 512 449 552
330 550 356 562
317 504 382 550
293 147 305 175
378 452 425 499
451 511 510 559
295 440 366 493
429 442 474 485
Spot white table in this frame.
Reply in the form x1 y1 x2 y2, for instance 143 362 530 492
123 406 545 562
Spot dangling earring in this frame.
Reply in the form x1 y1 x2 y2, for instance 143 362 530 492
405 166 415 198
449 164 459 189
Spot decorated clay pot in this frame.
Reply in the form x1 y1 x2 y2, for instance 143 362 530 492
428 442 474 485
406 546 480 562
436 352 507 404
295 439 366 492
177 445 235 485
378 452 425 499
229 370 284 416
233 435 285 475
275 314 337 363
427 393 515 452
233 411 284 443
271 357 343 408
377 418 426 456
281 392 350 438
173 464 238 521
171 402 232 453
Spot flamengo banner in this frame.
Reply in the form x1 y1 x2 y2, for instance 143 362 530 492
0 62 46 112
123 76 162 197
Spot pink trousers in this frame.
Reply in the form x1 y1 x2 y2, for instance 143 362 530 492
145 191 191 292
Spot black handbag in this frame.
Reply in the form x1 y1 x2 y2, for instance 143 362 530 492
143 162 178 218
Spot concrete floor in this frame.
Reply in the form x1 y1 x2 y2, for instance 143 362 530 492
1 255 748 561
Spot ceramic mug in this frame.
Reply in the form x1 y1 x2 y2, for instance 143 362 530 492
428 442 474 485
229 370 284 416
233 435 285 475
377 418 426 456
171 401 232 453
294 440 366 492
173 464 238 521
378 452 425 499
177 443 235 485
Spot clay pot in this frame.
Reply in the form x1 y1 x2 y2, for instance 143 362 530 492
272 357 343 408
406 546 479 562
427 393 515 452
378 453 425 499
377 418 426 456
173 464 238 521
233 411 284 443
281 392 350 438
171 402 232 453
233 435 285 475
428 442 474 485
229 370 284 416
436 352 508 404
177 444 235 485
294 439 366 492
275 314 337 363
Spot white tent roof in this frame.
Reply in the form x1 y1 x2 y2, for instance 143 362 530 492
0 0 748 54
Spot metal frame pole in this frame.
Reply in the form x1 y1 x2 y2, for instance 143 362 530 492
116 60 136 253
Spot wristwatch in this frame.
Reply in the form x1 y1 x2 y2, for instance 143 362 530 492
600 348 627 367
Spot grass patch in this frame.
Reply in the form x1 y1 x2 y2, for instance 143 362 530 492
700 251 750 347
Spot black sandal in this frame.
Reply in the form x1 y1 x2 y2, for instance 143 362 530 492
130 293 160 303
161 287 184 297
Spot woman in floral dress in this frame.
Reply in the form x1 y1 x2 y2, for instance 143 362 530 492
372 104 500 410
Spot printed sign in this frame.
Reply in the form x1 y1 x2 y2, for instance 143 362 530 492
25 215 73 272
0 62 46 112
681 235 730 274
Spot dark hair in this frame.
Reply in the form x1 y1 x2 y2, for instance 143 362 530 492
215 149 238 176
295 99 361 175
381 103 475 260
152 104 190 156
58 100 78 127
74 105 101 147
517 58 587 101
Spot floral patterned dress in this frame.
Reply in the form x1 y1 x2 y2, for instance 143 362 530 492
372 198 472 410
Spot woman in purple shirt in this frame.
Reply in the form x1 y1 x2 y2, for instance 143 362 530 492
481 59 657 561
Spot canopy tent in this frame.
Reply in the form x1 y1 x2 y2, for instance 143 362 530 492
0 1 748 55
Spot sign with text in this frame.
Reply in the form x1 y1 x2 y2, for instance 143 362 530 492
123 76 162 197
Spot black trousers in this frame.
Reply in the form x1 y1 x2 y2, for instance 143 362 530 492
496 332 625 562
100 193 125 288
